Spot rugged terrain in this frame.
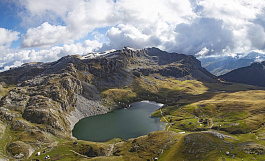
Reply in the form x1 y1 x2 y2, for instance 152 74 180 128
0 47 265 160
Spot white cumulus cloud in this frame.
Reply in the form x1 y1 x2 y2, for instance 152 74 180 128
21 22 74 48
102 24 161 50
19 0 196 48
0 40 102 71
0 28 20 47
3 0 265 69
198 0 265 26
19 0 117 48
116 0 196 26
172 18 234 55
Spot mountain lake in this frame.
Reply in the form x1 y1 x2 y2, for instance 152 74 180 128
72 101 167 142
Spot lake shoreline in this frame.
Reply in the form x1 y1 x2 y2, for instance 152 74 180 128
72 101 166 142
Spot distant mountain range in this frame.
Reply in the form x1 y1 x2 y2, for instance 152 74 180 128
220 61 265 87
199 52 265 76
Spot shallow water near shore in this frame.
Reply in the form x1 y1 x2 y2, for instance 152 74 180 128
72 101 166 142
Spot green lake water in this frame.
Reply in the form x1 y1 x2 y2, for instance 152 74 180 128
72 101 166 142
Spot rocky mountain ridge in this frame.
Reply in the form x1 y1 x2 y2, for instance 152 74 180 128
0 47 217 159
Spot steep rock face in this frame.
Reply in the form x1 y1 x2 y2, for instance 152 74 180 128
145 47 188 65
0 47 216 138
67 95 109 130
0 62 50 85
0 71 108 136
134 48 216 82
220 61 265 87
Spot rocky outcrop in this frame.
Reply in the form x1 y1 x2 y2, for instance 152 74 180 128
0 47 216 140
67 95 109 130
75 142 108 157
7 141 34 159
242 144 265 155
183 133 215 160
0 73 84 136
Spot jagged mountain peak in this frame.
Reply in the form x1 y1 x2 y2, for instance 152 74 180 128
0 47 217 86
81 46 141 60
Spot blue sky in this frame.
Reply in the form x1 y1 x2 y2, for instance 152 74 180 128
1 0 265 70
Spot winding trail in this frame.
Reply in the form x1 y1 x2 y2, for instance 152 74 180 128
160 109 171 131
69 150 91 159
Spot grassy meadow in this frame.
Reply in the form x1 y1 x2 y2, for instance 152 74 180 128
2 74 265 160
